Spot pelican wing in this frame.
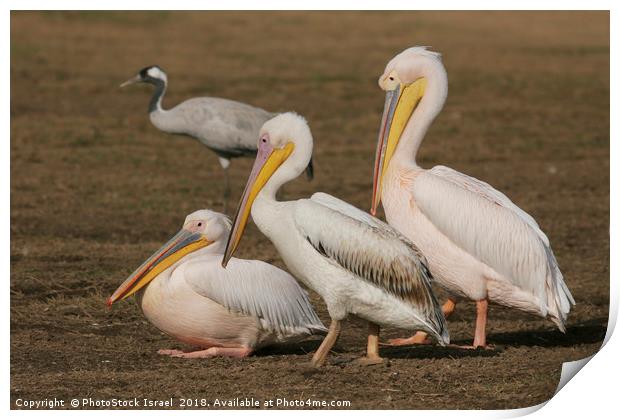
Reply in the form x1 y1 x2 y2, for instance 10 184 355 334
295 193 446 336
183 256 326 335
309 192 396 231
430 166 549 243
412 166 574 328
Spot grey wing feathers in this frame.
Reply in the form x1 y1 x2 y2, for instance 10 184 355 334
184 257 326 336
162 97 317 176
172 97 275 153
296 196 446 337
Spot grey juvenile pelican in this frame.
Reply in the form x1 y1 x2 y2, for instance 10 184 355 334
121 66 314 212
108 209 326 358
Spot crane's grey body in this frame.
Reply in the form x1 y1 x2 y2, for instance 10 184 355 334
121 65 312 212
149 96 276 160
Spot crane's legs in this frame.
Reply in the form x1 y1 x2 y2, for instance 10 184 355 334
387 298 456 346
356 322 384 366
223 168 230 214
311 319 341 367
218 157 231 214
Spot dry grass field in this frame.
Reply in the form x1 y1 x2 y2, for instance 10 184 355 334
10 11 609 409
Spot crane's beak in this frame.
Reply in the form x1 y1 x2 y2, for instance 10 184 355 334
222 141 294 267
107 229 212 306
120 74 142 88
371 78 427 215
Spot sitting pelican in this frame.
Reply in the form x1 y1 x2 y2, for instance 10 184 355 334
107 209 326 358
371 46 575 348
120 66 314 211
222 113 448 367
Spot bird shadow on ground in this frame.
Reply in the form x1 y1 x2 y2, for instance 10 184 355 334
378 344 502 360
485 319 607 349
375 319 608 360
256 339 501 361
248 318 607 361
255 338 325 357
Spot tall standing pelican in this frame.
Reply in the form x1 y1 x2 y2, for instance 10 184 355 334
107 209 326 358
371 47 575 348
223 112 448 367
120 66 314 212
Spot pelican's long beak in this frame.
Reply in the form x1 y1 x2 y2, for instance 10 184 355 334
222 140 294 267
120 74 142 88
107 229 211 306
371 78 427 215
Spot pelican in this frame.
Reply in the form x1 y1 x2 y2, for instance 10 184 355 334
120 66 314 211
222 112 449 367
107 209 326 358
371 46 575 348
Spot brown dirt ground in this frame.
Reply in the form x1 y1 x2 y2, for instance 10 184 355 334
10 11 609 410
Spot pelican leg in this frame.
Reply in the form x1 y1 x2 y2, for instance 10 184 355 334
387 298 457 346
356 322 384 366
169 346 253 359
472 298 488 348
447 298 493 350
311 319 341 367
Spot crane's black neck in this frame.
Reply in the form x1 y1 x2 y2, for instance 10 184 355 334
148 79 167 114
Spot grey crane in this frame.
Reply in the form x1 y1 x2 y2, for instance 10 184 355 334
120 65 313 212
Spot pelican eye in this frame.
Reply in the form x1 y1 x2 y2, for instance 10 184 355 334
389 76 394 81
197 222 203 227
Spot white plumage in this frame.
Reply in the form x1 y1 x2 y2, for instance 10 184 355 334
183 255 326 337
224 113 448 366
296 194 448 342
373 47 574 347
109 209 325 358
413 166 573 328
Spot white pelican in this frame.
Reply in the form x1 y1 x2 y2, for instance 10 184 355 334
107 209 326 358
120 66 314 211
371 46 575 348
222 112 449 367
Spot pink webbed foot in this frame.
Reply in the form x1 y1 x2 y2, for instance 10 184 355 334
170 346 253 359
157 349 186 356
